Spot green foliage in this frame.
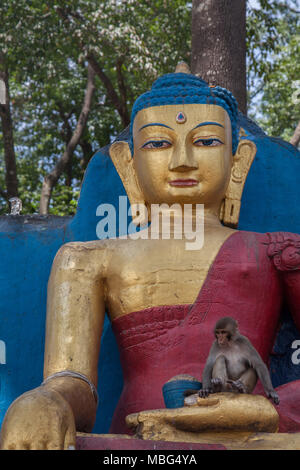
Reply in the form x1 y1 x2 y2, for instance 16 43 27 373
247 0 300 142
0 0 191 215
50 185 79 215
0 0 299 215
258 34 300 142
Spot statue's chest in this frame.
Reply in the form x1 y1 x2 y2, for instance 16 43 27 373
106 233 278 319
116 238 261 289
106 241 219 317
116 243 219 287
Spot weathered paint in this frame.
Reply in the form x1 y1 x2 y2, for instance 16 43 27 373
0 115 299 433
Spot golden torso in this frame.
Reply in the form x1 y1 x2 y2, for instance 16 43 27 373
65 224 235 321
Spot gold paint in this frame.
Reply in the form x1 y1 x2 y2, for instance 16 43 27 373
1 103 258 450
132 104 232 209
239 127 247 138
1 386 77 450
126 393 279 439
221 139 256 228
174 61 191 74
110 104 256 227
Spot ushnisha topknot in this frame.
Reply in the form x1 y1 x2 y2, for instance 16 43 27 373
130 73 239 155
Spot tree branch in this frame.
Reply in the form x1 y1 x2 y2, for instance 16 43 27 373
87 53 130 126
57 108 74 186
79 138 94 169
290 120 300 148
116 58 129 122
249 83 265 101
39 64 96 214
55 5 129 127
57 106 74 144
56 5 85 24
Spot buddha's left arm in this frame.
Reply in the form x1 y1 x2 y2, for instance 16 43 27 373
268 232 300 331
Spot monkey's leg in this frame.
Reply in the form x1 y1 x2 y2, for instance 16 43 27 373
212 355 229 392
240 368 257 393
229 368 258 394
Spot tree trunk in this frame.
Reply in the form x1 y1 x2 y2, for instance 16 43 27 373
0 68 19 199
191 0 247 114
39 64 96 214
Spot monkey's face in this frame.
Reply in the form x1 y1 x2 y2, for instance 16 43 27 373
215 329 231 346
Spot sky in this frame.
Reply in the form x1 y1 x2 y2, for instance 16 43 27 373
248 0 300 7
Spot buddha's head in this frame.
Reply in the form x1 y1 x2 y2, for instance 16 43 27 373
110 71 256 228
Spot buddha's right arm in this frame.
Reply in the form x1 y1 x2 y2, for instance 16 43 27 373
43 241 107 429
1 241 108 449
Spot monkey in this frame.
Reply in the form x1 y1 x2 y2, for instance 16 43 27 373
184 317 279 405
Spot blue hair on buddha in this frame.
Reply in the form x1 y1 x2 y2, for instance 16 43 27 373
130 73 239 155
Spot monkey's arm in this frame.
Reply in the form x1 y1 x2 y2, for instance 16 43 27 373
202 361 214 388
199 353 216 398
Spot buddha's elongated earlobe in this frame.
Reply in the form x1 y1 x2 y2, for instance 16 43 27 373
109 141 149 225
220 139 257 228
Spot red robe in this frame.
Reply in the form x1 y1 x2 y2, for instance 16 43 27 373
110 231 300 434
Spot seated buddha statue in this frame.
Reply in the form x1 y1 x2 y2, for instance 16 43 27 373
2 71 300 450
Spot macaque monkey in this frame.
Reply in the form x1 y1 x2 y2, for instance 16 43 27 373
186 317 279 404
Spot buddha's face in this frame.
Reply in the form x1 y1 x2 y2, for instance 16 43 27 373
132 103 233 209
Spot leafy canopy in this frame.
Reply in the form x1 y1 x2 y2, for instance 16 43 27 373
0 0 298 215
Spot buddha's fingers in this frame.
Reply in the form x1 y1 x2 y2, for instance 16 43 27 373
64 424 77 450
41 425 76 450
2 440 31 450
44 435 66 450
29 441 48 450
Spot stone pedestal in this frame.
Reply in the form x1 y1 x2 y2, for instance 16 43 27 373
75 433 225 450
76 432 300 450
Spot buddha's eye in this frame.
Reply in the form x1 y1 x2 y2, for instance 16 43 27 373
141 140 172 149
193 138 223 147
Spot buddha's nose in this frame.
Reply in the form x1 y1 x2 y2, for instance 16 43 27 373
168 145 198 172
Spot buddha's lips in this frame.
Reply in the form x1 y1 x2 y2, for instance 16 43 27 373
169 179 198 187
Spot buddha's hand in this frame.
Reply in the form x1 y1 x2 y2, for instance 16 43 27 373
0 387 76 450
